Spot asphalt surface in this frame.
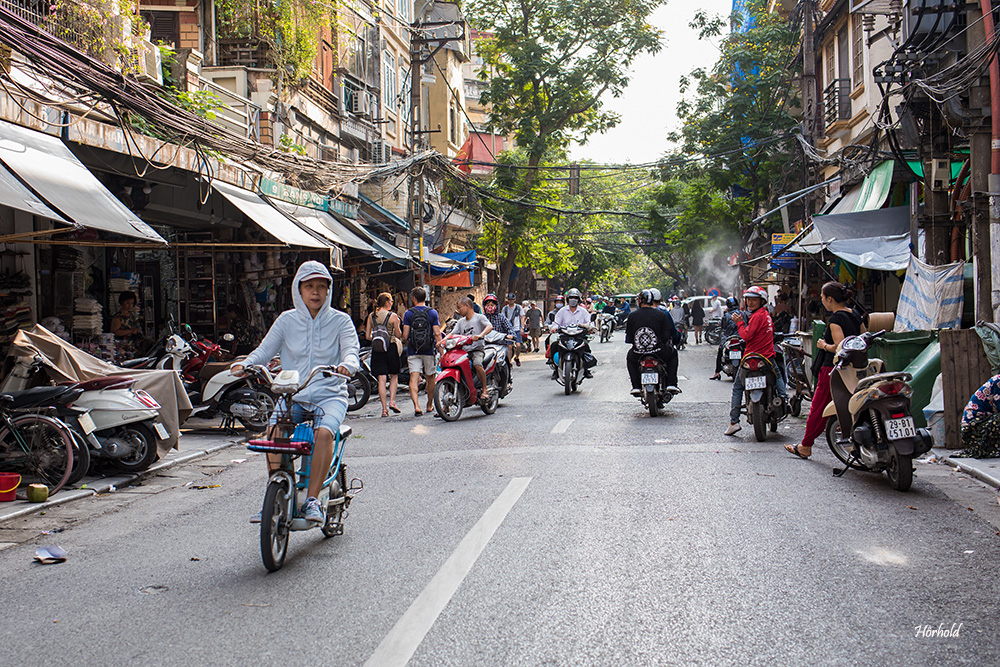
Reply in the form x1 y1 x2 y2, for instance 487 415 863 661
1 335 999 666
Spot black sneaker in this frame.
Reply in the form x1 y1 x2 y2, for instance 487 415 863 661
584 370 594 379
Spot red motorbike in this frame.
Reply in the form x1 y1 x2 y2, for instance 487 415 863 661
433 334 502 421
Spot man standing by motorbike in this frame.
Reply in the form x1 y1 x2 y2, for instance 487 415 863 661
548 288 596 379
626 289 680 397
725 286 787 436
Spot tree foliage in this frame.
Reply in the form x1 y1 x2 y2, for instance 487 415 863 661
465 0 665 296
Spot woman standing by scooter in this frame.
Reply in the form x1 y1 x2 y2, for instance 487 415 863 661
785 282 864 459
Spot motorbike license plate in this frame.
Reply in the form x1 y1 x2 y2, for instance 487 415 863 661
77 412 96 435
729 351 742 360
641 372 659 385
745 375 767 390
152 422 170 440
885 417 916 441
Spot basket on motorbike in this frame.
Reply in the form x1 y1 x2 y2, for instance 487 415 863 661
246 403 324 455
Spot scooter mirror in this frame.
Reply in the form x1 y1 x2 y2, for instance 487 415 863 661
222 333 235 342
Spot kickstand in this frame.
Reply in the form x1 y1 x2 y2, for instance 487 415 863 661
833 445 860 478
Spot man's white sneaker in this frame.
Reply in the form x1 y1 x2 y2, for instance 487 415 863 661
724 423 742 436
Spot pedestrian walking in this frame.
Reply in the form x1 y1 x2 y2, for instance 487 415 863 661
502 293 524 367
366 292 403 417
691 299 705 345
526 301 543 352
401 286 443 416
785 282 863 458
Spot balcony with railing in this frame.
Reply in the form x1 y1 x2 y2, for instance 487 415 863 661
823 78 852 130
194 70 262 142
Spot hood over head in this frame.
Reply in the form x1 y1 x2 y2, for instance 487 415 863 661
291 260 333 316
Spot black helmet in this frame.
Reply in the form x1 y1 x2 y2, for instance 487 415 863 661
726 297 739 310
638 289 654 306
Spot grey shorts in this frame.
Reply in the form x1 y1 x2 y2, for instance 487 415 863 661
469 349 485 368
529 327 542 338
407 354 437 375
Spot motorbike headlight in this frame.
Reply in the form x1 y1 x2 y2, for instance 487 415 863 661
445 339 458 350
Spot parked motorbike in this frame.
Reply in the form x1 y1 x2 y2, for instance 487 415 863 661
433 334 501 421
825 331 933 491
636 353 676 417
721 335 744 380
598 313 615 343
184 362 275 431
675 320 688 350
739 351 787 442
5 356 168 476
778 333 811 417
704 316 723 346
551 324 594 395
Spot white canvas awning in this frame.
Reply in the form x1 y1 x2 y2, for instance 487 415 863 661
211 180 330 248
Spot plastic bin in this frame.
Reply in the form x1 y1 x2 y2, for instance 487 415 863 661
869 331 937 372
810 320 826 361
901 341 941 428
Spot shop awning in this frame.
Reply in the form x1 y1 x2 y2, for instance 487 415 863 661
0 120 165 242
337 214 411 264
790 206 919 271
821 160 894 215
269 200 376 253
0 163 67 221
211 180 330 248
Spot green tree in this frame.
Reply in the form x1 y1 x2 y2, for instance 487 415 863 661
467 0 664 296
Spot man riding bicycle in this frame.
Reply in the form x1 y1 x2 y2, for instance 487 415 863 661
232 261 360 525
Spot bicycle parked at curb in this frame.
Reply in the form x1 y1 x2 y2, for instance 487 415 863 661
244 364 361 572
0 389 78 496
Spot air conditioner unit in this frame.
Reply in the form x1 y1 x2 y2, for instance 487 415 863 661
351 93 364 115
930 159 951 191
372 141 388 165
137 38 163 86
382 142 393 164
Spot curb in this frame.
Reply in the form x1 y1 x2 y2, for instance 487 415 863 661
0 439 242 524
945 457 1000 491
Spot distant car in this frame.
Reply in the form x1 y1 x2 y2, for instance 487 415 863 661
682 295 716 308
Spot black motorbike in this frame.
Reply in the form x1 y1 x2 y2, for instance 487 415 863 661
739 351 787 442
598 313 615 343
636 353 675 417
552 325 593 395
721 336 744 380
704 316 723 346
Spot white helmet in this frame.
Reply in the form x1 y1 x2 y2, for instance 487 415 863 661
650 288 662 302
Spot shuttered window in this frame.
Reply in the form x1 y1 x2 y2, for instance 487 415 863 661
141 11 179 49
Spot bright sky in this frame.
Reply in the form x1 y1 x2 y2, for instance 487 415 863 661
569 0 733 165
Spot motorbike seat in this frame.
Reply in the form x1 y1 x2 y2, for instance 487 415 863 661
120 357 153 369
200 362 233 382
855 372 913 393
482 348 497 368
58 375 136 391
1 385 81 409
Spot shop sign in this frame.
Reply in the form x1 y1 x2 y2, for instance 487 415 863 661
258 177 328 210
771 233 798 269
329 197 358 219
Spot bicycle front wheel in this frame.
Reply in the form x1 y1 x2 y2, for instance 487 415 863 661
260 478 291 572
0 414 74 495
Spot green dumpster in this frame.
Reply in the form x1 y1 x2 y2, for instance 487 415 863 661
870 331 937 372
810 320 826 361
901 341 940 428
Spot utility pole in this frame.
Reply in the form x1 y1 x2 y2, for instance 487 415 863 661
968 5 993 321
800 0 817 221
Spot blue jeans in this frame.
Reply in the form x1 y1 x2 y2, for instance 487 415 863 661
269 398 347 438
730 366 787 424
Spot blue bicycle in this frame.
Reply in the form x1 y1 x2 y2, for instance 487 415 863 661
245 365 360 572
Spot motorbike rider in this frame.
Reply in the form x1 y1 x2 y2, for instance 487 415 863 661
483 294 517 392
709 297 742 381
445 296 494 401
546 296 565 325
233 261 360 525
548 288 596 379
626 289 680 397
725 286 788 436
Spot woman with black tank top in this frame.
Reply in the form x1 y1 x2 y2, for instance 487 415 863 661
786 282 865 459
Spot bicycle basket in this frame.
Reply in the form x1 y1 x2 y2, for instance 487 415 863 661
246 403 324 455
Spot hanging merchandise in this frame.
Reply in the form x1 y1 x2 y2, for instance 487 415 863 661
894 256 964 332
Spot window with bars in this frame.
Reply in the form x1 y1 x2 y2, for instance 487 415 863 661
852 14 864 89
383 50 397 113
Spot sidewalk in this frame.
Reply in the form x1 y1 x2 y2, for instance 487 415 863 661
933 448 1000 490
0 427 243 524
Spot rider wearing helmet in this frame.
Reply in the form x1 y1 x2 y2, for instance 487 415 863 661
482 293 516 393
549 288 596 378
725 286 787 436
626 289 680 396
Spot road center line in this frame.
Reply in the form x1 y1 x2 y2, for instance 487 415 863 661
551 418 574 434
363 477 532 667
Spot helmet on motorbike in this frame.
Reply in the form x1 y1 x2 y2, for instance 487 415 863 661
483 293 499 315
649 288 662 303
565 288 583 307
638 289 654 306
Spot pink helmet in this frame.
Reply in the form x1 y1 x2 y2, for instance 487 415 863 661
743 286 768 300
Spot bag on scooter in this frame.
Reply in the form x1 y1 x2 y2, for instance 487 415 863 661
582 352 597 369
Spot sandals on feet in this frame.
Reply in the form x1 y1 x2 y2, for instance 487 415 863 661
389 404 401 414
785 444 811 459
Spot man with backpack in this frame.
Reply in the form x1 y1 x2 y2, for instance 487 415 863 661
501 293 524 367
402 286 443 416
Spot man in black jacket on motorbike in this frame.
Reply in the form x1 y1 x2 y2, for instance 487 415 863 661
710 297 742 380
626 289 680 397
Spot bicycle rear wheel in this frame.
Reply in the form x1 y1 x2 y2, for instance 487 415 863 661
0 414 74 495
260 478 291 572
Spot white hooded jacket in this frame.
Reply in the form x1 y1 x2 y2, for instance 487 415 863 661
242 261 360 407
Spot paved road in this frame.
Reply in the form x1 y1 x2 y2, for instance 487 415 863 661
2 337 999 666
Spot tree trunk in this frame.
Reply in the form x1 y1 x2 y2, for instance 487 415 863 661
496 150 543 298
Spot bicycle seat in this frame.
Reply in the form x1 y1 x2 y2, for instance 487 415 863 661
58 375 135 391
3 386 81 409
339 424 353 441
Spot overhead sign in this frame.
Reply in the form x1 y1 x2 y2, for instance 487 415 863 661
771 233 798 269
